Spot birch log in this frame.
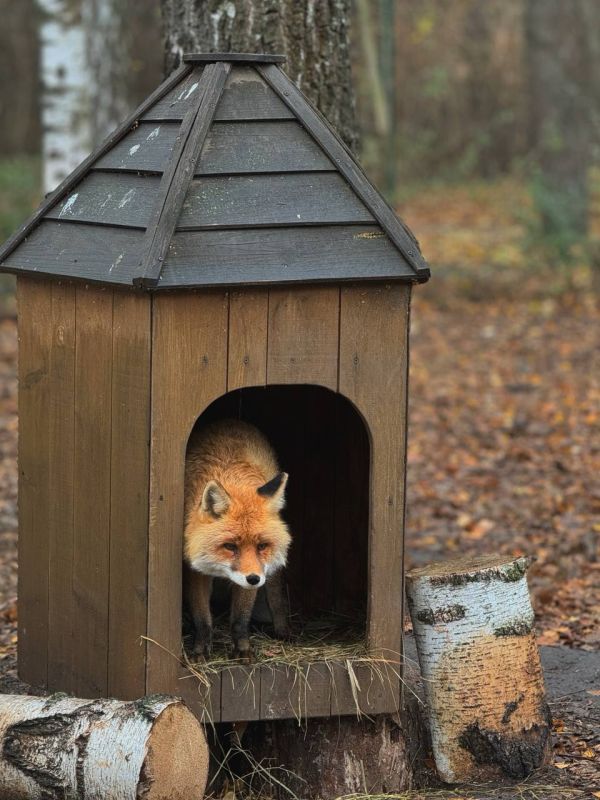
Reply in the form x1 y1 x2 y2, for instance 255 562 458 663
406 554 551 783
0 694 209 799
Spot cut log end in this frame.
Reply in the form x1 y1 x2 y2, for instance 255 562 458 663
142 703 209 800
0 694 209 800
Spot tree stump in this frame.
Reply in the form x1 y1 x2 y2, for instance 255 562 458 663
0 693 209 800
239 691 427 798
406 554 551 783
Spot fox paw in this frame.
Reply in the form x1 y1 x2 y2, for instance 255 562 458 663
192 641 212 661
231 643 254 663
272 623 293 641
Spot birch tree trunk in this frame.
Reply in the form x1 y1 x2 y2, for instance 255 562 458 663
39 0 92 194
160 0 359 150
0 694 208 799
407 555 551 784
40 0 132 194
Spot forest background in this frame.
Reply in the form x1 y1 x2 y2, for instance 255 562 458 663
0 0 598 694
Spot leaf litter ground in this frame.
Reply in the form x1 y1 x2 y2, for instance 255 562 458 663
0 178 598 796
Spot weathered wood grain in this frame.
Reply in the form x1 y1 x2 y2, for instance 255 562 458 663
178 173 373 229
47 172 161 229
214 67 293 121
0 63 191 266
142 67 205 122
266 286 339 389
46 282 76 692
108 290 151 699
147 291 229 720
183 53 286 63
137 62 231 287
196 121 333 174
258 64 429 281
227 289 268 391
221 666 260 721
72 285 114 697
338 283 411 713
95 122 182 173
1 221 143 286
16 278 52 688
160 226 415 288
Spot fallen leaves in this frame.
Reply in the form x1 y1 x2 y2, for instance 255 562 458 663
404 184 600 653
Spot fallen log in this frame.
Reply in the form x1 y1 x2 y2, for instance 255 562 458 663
0 693 209 800
406 554 551 783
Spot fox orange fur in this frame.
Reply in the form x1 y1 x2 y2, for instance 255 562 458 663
184 419 291 659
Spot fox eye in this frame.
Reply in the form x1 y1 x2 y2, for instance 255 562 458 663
257 542 269 552
222 542 237 553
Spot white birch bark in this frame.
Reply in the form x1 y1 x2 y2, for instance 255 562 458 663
39 0 92 194
40 0 128 195
0 694 208 799
406 555 551 784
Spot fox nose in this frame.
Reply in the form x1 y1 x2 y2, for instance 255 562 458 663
246 573 260 586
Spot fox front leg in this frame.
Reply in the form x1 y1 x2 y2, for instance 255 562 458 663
185 567 213 658
230 584 258 661
265 570 291 639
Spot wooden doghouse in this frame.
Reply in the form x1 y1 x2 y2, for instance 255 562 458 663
0 53 429 722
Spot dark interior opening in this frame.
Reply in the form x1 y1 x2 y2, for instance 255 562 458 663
184 384 370 651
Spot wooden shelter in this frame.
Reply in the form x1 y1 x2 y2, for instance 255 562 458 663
0 53 429 723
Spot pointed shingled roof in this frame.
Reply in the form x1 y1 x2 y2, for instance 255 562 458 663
0 54 430 289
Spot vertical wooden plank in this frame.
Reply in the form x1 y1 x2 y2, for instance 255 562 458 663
16 277 52 688
227 289 268 390
221 666 260 721
339 283 411 713
72 285 113 697
179 672 222 726
260 663 331 721
148 290 228 720
47 282 76 692
266 287 339 390
329 660 398 717
108 290 151 699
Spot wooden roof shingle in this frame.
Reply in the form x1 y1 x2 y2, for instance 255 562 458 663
0 54 430 289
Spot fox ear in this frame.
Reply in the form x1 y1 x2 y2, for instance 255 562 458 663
201 480 230 517
257 471 288 510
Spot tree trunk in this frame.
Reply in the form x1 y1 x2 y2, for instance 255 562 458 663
236 692 426 798
0 693 208 800
39 0 93 194
406 555 551 784
525 0 595 244
40 0 144 195
83 0 131 147
0 0 42 156
160 0 359 150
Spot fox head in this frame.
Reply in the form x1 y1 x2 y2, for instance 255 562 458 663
184 471 291 589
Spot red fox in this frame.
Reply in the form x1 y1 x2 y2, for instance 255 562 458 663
183 419 291 659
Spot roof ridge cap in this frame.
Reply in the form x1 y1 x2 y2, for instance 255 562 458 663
133 61 231 288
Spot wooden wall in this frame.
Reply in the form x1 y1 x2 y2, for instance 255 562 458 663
147 283 411 720
17 278 410 720
17 277 151 697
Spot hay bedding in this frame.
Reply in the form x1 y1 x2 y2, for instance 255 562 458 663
181 613 403 721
